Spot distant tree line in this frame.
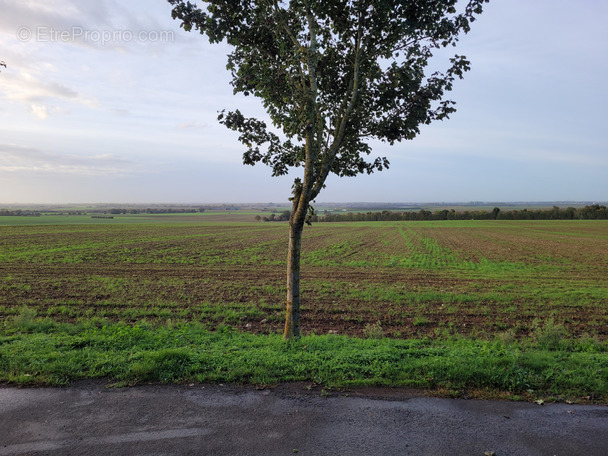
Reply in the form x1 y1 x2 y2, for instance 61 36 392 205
105 207 205 215
0 208 208 217
0 209 41 217
255 210 291 222
317 205 608 222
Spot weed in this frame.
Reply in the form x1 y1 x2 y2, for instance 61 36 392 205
496 328 517 345
363 321 384 339
413 315 431 327
574 333 603 353
533 318 569 350
12 306 37 329
131 348 195 383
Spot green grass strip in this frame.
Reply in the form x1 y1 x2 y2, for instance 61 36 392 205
1 319 607 402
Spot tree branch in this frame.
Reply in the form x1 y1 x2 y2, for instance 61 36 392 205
267 0 309 91
310 9 365 200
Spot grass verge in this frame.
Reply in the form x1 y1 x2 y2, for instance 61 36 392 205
1 315 606 404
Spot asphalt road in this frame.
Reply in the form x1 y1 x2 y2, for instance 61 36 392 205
1 382 606 456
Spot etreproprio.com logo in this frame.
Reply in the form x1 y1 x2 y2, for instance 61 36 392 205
16 26 175 46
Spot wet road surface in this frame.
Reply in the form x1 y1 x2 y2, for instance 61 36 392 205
1 382 606 455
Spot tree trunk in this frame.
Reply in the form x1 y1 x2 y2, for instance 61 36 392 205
284 216 305 339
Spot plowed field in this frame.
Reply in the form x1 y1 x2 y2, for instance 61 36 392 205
1 220 607 339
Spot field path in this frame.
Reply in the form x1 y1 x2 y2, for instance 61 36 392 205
1 382 606 455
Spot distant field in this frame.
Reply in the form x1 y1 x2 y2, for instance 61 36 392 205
1 219 606 341
0 211 266 225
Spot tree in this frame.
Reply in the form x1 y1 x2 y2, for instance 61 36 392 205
169 0 488 339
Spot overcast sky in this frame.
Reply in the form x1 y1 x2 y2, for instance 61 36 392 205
1 0 607 204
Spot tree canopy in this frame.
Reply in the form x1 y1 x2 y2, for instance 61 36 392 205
170 0 486 190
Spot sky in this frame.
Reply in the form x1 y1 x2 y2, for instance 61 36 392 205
1 0 607 205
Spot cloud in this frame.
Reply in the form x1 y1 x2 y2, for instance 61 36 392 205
110 108 130 116
29 104 49 119
1 70 99 119
0 0 180 119
5 71 77 102
175 121 209 130
0 143 134 176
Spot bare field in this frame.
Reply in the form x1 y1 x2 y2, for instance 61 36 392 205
1 220 607 340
